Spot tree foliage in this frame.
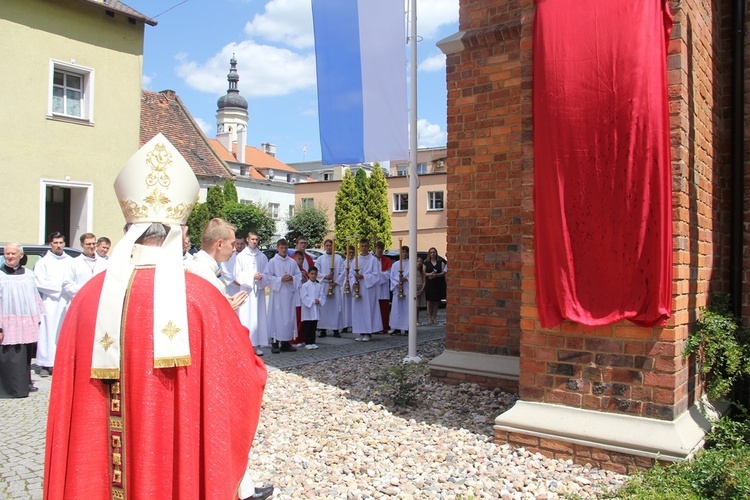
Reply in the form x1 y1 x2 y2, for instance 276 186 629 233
365 164 392 248
224 202 276 248
205 184 226 219
334 169 361 252
186 202 209 250
223 179 238 204
285 204 329 248
354 167 368 196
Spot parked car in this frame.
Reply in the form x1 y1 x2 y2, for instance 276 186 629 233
383 249 429 263
0 245 81 270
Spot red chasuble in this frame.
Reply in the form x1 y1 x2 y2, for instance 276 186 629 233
533 0 673 328
44 269 267 500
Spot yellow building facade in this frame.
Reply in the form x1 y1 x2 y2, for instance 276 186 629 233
0 0 153 247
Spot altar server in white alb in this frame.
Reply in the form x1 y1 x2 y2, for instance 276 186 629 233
63 233 108 299
220 235 246 297
266 239 301 353
299 266 326 349
314 239 345 337
389 245 410 335
341 245 355 333
349 238 382 342
234 231 270 356
34 232 73 376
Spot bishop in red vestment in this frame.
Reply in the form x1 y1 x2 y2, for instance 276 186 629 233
44 133 267 499
44 270 266 499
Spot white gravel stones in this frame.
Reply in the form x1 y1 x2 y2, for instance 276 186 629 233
248 340 627 498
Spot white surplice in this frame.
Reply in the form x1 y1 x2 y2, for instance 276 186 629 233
389 259 410 330
266 253 301 342
234 247 270 348
63 254 108 298
34 251 73 367
348 253 382 335
185 250 225 293
220 251 240 296
314 252 345 330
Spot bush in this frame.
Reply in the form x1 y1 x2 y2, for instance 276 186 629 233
612 413 750 500
683 293 750 400
374 362 426 406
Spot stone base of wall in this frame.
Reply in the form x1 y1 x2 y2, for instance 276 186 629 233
493 399 727 472
429 350 519 392
494 430 662 473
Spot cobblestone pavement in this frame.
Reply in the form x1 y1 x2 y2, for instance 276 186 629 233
0 309 446 498
0 371 51 499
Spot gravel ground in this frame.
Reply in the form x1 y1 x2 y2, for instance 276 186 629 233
248 340 628 499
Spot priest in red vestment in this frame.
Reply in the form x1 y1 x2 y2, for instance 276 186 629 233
44 134 267 500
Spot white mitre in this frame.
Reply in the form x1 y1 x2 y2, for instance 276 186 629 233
91 133 199 379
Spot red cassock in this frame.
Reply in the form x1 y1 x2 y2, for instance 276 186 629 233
44 269 267 500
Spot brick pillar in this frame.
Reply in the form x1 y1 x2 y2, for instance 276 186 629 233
434 0 734 473
429 0 534 392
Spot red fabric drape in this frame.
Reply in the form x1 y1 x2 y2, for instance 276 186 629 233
533 0 673 328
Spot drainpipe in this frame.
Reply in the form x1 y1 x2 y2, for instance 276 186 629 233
730 0 745 318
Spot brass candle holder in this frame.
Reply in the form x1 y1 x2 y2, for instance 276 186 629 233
344 239 351 295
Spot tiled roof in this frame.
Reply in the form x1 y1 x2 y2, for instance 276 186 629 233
79 0 157 26
241 145 299 173
140 90 233 179
207 139 266 180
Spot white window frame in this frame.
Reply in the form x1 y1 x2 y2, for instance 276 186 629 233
322 172 333 181
427 191 444 211
268 202 280 219
301 198 314 209
393 193 408 212
396 164 408 176
288 205 295 218
48 60 95 124
417 163 428 175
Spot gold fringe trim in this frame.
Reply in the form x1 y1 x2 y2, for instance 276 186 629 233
91 368 121 380
153 355 192 369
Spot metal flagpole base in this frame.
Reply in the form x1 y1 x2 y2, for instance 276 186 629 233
402 356 422 363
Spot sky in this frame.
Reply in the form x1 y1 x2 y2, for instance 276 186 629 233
125 0 459 164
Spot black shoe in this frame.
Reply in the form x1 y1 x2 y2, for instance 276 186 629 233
271 342 281 354
318 330 327 338
28 385 39 393
333 330 341 338
243 485 274 500
389 329 401 336
39 368 51 377
280 342 297 352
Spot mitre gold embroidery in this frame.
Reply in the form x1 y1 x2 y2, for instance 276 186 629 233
166 202 194 222
161 321 181 341
119 199 149 220
144 188 171 211
98 332 115 352
145 142 172 188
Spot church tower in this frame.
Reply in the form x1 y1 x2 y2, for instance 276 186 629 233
216 55 248 144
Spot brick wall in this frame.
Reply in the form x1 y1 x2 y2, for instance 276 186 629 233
443 0 534 358
494 429 667 474
517 0 732 421
444 0 733 425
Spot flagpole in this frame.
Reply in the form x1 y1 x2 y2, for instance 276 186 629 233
405 0 420 363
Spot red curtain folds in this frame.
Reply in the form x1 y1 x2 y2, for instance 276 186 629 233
533 0 673 328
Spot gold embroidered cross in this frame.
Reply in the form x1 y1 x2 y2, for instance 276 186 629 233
161 321 181 340
98 332 115 352
144 188 171 211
